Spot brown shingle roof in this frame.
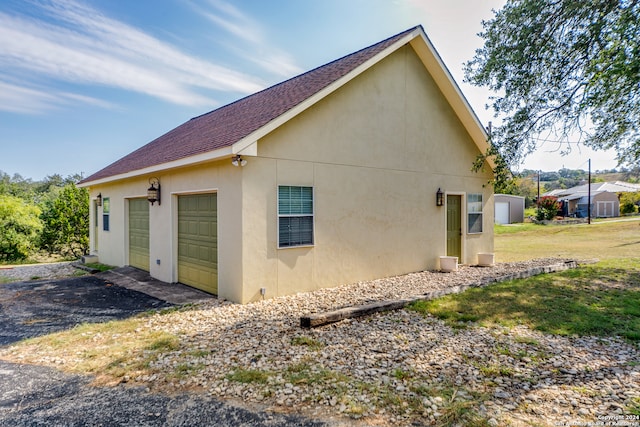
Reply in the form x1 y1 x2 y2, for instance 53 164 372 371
80 26 420 184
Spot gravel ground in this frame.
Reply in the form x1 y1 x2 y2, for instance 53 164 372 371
2 259 639 426
0 262 81 282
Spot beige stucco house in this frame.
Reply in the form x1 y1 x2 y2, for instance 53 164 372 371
78 26 495 304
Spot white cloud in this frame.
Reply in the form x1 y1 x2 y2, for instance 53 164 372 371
0 0 267 113
196 0 304 78
200 0 263 45
0 79 115 114
0 80 59 114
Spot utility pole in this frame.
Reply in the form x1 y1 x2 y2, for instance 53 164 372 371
588 159 591 224
537 170 540 208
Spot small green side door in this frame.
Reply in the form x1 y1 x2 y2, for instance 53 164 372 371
129 198 150 271
446 194 462 260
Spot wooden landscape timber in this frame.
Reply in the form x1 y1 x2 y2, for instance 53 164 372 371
300 260 582 328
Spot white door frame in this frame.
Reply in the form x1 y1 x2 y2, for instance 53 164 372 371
444 191 466 263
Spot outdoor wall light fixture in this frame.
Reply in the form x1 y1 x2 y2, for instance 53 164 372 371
231 154 247 167
147 177 161 206
436 188 444 206
96 193 102 207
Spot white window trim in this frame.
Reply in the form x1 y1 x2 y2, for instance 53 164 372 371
277 185 315 249
467 193 483 234
102 197 110 232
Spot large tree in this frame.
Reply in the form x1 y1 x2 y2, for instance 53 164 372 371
466 0 640 169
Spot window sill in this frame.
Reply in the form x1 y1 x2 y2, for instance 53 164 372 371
277 244 314 250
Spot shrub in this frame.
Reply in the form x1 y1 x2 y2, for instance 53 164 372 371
621 201 637 215
536 196 561 221
0 195 43 261
620 192 640 215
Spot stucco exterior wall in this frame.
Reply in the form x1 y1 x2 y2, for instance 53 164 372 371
85 43 493 304
87 160 244 302
88 176 151 272
240 45 493 302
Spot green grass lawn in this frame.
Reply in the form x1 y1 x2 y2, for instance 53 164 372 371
494 217 640 262
411 220 640 343
410 258 640 342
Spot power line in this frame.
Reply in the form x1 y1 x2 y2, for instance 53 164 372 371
530 136 585 145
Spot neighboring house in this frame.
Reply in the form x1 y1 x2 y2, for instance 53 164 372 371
78 26 495 304
547 181 640 197
561 191 619 218
494 194 525 224
544 181 640 218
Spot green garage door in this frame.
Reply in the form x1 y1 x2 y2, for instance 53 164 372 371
178 193 218 294
129 198 149 271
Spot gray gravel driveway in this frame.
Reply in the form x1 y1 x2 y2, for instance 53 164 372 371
0 274 330 426
0 359 327 426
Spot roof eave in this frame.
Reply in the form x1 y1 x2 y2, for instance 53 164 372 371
78 146 234 187
82 26 494 186
409 30 494 170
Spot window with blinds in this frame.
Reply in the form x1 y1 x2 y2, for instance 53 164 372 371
278 186 314 247
102 197 110 231
467 193 483 233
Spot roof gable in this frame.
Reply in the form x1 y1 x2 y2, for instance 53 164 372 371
80 26 489 185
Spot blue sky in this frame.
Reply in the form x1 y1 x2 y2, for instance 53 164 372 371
0 0 619 181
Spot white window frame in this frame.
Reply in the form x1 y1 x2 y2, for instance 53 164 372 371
102 197 110 231
277 185 314 249
467 193 483 234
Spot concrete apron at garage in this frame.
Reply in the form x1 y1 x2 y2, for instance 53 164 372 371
96 266 214 305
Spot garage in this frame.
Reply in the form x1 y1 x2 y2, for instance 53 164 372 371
494 194 525 224
177 193 218 294
128 198 149 271
495 202 509 225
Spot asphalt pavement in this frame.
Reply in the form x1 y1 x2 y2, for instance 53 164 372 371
0 275 172 345
0 359 327 426
0 275 331 426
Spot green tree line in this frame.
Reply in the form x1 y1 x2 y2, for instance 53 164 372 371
0 171 88 262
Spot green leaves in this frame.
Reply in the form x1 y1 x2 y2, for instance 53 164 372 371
0 195 43 261
536 195 561 221
40 184 89 258
466 0 640 168
0 171 89 262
